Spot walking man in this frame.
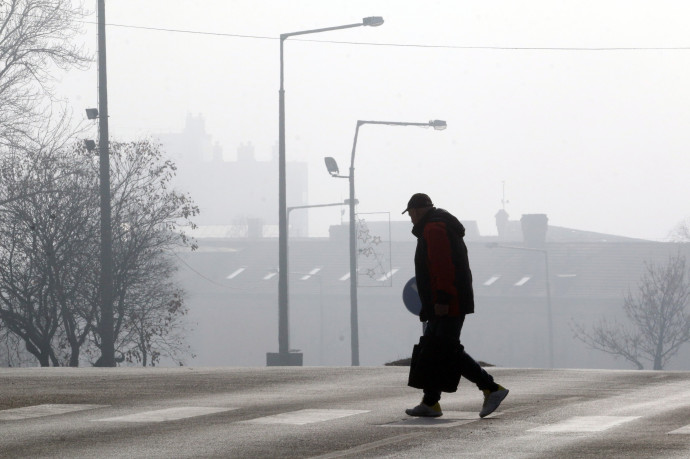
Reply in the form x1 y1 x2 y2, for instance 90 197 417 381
404 193 509 418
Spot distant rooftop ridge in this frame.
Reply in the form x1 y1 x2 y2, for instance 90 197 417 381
186 216 652 243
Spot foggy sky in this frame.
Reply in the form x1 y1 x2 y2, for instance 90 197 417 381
59 0 690 240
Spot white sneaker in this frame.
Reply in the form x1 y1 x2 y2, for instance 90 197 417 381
480 385 509 418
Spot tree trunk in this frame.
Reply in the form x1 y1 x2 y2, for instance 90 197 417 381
654 333 665 370
24 339 50 367
141 331 148 367
69 346 80 367
49 348 59 367
39 350 51 367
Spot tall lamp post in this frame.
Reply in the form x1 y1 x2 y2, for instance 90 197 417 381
270 17 384 367
487 243 553 368
96 0 115 366
325 119 447 366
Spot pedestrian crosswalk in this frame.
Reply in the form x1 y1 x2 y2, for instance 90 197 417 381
0 404 106 421
383 411 479 428
96 406 236 423
243 409 369 425
2 402 690 436
529 416 641 433
668 425 690 435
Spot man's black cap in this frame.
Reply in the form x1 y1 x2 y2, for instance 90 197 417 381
402 193 433 214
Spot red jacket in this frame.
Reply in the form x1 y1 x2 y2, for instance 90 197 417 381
413 208 475 321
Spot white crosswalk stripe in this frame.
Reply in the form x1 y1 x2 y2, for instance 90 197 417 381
382 411 483 428
668 424 690 435
0 404 107 421
529 416 640 433
244 409 369 425
95 406 235 423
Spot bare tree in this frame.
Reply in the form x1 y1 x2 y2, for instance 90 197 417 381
573 253 690 370
669 218 690 243
86 139 198 366
0 0 88 144
0 136 197 367
119 256 194 367
41 152 99 366
0 119 88 366
0 323 34 366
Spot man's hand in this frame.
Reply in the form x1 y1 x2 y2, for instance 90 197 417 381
434 304 449 316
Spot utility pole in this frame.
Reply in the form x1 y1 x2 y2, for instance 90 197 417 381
97 0 115 366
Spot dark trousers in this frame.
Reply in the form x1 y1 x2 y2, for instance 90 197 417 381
422 315 498 406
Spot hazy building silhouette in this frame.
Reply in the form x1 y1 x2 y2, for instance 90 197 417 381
158 114 308 236
170 208 690 369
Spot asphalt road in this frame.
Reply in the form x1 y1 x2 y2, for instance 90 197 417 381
1 366 690 458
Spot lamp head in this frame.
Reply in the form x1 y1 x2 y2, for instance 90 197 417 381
324 157 340 176
430 120 447 130
363 16 384 27
85 108 99 120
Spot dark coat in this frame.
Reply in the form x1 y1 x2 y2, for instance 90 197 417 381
412 207 475 321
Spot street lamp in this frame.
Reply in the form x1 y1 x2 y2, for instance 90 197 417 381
85 108 99 120
486 243 554 368
271 17 383 367
324 119 447 366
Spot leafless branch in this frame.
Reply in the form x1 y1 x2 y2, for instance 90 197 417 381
572 252 690 370
0 0 89 144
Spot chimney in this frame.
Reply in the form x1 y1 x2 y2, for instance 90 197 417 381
520 214 548 247
495 208 509 239
238 141 255 162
